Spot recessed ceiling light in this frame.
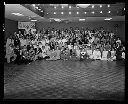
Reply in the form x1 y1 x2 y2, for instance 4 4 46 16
108 4 110 7
92 11 94 14
100 11 102 13
62 6 64 8
69 12 71 14
124 8 125 10
77 12 79 14
54 6 56 9
41 10 43 12
108 11 111 13
84 12 87 14
61 12 64 14
100 5 102 8
32 4 35 7
54 12 56 14
104 18 112 20
92 5 94 8
31 20 37 21
69 6 71 8
79 19 85 21
4 2 5 5
12 13 24 16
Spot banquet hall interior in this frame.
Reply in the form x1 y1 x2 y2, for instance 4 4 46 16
4 3 125 100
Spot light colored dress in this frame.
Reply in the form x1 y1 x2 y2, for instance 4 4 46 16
101 51 108 60
111 51 116 60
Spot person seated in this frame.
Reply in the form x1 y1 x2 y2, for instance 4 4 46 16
92 48 98 60
122 52 125 60
47 49 57 60
55 46 61 60
101 48 108 60
34 45 42 61
68 43 73 56
80 48 87 59
110 48 116 61
86 46 93 59
41 46 47 59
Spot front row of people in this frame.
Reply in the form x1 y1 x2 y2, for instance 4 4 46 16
5 43 125 64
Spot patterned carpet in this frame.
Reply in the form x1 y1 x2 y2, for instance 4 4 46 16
4 60 125 100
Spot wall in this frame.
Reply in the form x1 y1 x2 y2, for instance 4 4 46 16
36 21 125 42
5 18 18 40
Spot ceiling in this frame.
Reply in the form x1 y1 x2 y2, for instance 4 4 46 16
5 3 125 22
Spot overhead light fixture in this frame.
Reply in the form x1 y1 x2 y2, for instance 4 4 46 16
31 20 37 21
100 11 103 13
79 19 85 21
60 4 68 7
69 12 71 14
77 4 90 8
41 10 43 12
92 5 94 8
54 6 56 9
61 12 64 14
32 4 35 7
4 2 5 5
104 18 112 20
92 11 95 14
124 8 125 10
77 12 79 14
62 6 64 8
100 5 102 8
108 11 111 13
84 12 87 14
108 4 110 7
69 6 72 8
12 13 24 16
54 12 56 14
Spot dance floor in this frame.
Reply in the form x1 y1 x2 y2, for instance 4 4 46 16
4 60 125 100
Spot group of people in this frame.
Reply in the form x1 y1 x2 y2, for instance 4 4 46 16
5 27 125 64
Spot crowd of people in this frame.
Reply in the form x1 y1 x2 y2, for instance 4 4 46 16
5 27 125 64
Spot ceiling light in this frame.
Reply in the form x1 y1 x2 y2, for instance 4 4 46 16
100 5 102 8
12 13 24 16
69 12 71 14
92 5 94 8
92 11 94 14
32 4 35 7
104 18 112 20
77 12 79 14
108 4 110 7
100 11 102 13
31 20 37 21
77 4 90 8
54 6 56 9
108 11 111 13
4 2 5 5
79 19 85 21
61 12 64 14
54 12 56 14
41 10 43 12
124 8 125 10
69 6 72 8
77 6 79 8
84 12 87 14
62 6 64 8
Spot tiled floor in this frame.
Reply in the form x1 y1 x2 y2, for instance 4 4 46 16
4 60 125 100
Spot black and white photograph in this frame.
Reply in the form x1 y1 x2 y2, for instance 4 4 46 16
4 3 125 102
